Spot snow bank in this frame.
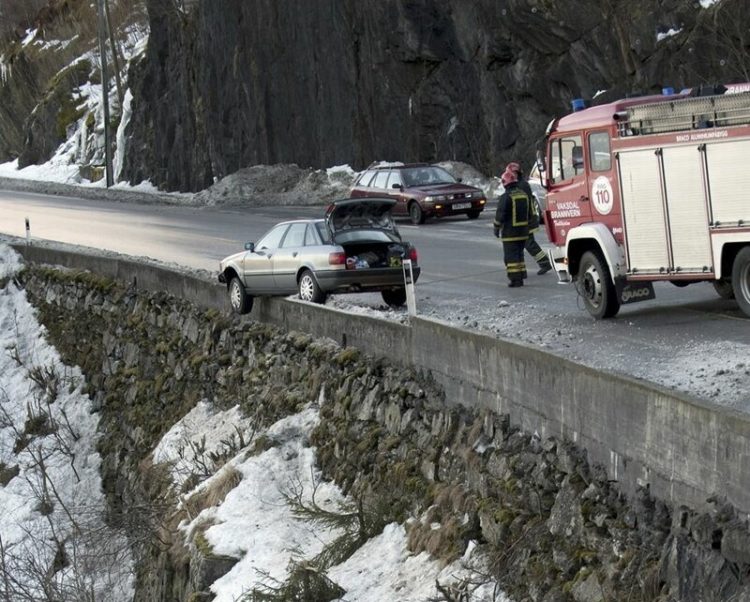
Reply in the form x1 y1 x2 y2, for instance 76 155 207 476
0 243 134 600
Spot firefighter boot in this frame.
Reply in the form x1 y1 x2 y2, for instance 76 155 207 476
537 261 552 275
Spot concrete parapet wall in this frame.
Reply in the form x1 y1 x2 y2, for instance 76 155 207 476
12 242 750 516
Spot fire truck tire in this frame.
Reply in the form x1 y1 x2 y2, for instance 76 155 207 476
732 247 750 317
712 279 735 300
579 251 620 319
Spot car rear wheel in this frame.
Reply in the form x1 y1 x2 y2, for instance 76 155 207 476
467 209 481 220
409 202 425 225
298 269 327 304
732 246 750 317
578 251 620 319
229 277 253 314
382 288 407 307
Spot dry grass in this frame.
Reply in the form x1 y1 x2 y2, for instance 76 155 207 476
182 464 243 519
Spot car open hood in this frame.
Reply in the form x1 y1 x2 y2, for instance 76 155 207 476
326 198 397 237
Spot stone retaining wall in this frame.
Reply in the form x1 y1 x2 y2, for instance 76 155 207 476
14 265 750 601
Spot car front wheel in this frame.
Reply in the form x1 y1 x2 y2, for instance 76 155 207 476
409 202 426 225
298 269 327 304
229 276 253 314
467 209 481 220
382 288 407 307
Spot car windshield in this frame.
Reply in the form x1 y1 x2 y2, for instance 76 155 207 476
402 166 456 187
334 229 400 244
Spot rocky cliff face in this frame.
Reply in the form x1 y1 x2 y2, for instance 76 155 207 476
123 0 748 191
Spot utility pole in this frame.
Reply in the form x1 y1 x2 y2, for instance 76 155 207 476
96 0 114 187
103 0 123 105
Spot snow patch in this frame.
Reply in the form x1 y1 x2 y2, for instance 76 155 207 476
657 28 682 41
153 400 259 488
114 88 133 182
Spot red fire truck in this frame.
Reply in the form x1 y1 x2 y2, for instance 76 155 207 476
540 84 750 319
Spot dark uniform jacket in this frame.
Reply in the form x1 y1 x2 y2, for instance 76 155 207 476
494 182 530 242
517 178 540 231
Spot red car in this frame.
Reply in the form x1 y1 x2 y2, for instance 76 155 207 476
350 163 487 224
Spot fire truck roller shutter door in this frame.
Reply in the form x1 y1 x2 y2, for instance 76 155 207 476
704 139 750 226
661 146 712 272
618 150 670 273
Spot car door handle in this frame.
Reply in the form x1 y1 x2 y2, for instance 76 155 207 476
292 252 298 257
579 195 589 202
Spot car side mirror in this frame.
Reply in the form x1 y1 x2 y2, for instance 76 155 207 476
456 177 463 183
244 242 255 252
391 183 403 190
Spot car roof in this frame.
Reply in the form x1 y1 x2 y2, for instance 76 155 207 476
274 218 323 227
367 162 432 171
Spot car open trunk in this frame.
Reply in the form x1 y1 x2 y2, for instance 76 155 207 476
338 241 408 269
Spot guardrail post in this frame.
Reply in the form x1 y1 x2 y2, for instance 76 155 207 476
402 259 417 316
25 217 30 246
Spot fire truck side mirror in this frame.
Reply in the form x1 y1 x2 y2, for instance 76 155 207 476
535 150 549 190
535 149 546 173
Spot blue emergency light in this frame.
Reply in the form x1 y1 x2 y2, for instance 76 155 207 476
571 98 587 112
662 87 675 95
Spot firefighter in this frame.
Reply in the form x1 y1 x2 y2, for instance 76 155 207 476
506 162 552 275
493 168 530 287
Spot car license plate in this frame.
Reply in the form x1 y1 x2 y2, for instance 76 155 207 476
453 202 471 210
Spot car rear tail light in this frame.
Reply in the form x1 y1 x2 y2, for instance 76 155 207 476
328 252 346 265
408 247 418 262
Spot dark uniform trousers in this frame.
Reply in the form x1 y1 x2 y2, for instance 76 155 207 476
503 240 527 283
525 231 550 269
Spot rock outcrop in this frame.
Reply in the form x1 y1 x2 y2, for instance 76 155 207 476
123 0 748 191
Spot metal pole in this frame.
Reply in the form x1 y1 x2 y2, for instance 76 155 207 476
103 0 123 105
97 0 114 187
402 259 417 317
25 217 30 246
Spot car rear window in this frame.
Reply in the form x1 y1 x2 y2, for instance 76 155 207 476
315 221 332 244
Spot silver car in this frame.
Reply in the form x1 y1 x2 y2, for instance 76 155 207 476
218 198 421 314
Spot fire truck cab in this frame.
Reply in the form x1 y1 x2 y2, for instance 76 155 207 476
541 85 750 319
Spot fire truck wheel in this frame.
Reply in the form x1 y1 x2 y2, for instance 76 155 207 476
712 279 735 300
732 247 750 317
579 251 620 319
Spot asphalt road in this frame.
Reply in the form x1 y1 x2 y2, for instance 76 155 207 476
1 188 748 410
